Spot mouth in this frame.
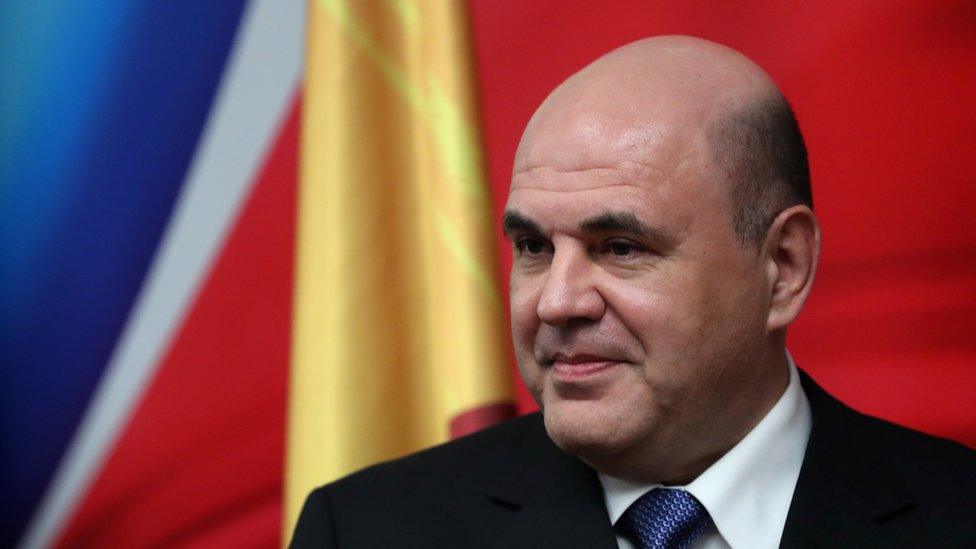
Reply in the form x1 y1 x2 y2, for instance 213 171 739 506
549 353 621 380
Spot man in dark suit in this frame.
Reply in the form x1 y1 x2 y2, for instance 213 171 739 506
291 36 976 548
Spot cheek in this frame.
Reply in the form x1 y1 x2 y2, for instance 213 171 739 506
509 281 546 405
509 278 537 330
601 272 722 387
602 275 701 348
643 264 766 376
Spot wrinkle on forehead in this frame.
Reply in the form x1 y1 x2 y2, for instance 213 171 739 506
511 161 670 194
510 178 649 194
513 158 666 179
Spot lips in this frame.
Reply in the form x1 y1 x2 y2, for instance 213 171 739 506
549 353 620 379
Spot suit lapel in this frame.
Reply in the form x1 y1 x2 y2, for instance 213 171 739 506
484 413 618 549
780 372 915 547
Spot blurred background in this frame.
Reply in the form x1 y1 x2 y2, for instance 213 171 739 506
2 0 973 547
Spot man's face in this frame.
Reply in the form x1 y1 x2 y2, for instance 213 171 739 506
504 110 773 481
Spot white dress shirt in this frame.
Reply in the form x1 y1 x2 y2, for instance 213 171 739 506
599 355 811 549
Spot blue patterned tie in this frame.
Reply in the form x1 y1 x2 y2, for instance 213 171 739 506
616 488 713 549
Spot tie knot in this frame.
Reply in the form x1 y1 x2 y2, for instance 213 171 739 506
616 488 713 549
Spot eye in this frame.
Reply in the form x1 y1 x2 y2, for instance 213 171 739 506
609 241 635 256
601 239 645 259
515 236 551 256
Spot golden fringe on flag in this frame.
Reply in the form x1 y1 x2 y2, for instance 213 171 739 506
285 0 514 540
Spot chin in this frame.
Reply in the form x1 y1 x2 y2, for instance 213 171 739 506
541 398 629 459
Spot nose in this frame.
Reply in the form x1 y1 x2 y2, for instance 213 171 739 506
536 247 606 326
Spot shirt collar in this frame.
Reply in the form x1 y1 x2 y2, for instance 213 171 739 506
599 354 811 549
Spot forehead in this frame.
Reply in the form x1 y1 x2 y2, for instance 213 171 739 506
514 102 695 176
507 130 729 237
506 62 740 235
507 170 684 242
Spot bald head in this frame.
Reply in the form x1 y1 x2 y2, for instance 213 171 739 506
514 35 811 247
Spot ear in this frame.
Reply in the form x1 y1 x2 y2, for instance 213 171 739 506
762 205 820 332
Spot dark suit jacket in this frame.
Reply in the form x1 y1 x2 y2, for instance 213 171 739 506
291 372 976 548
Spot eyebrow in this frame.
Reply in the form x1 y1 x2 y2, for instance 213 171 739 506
503 209 672 243
502 210 543 238
581 212 677 247
579 212 656 238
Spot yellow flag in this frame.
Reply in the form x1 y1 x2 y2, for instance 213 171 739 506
285 0 514 539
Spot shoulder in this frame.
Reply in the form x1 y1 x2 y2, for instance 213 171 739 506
290 413 546 548
326 411 542 496
802 370 976 484
843 406 976 493
789 370 976 546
